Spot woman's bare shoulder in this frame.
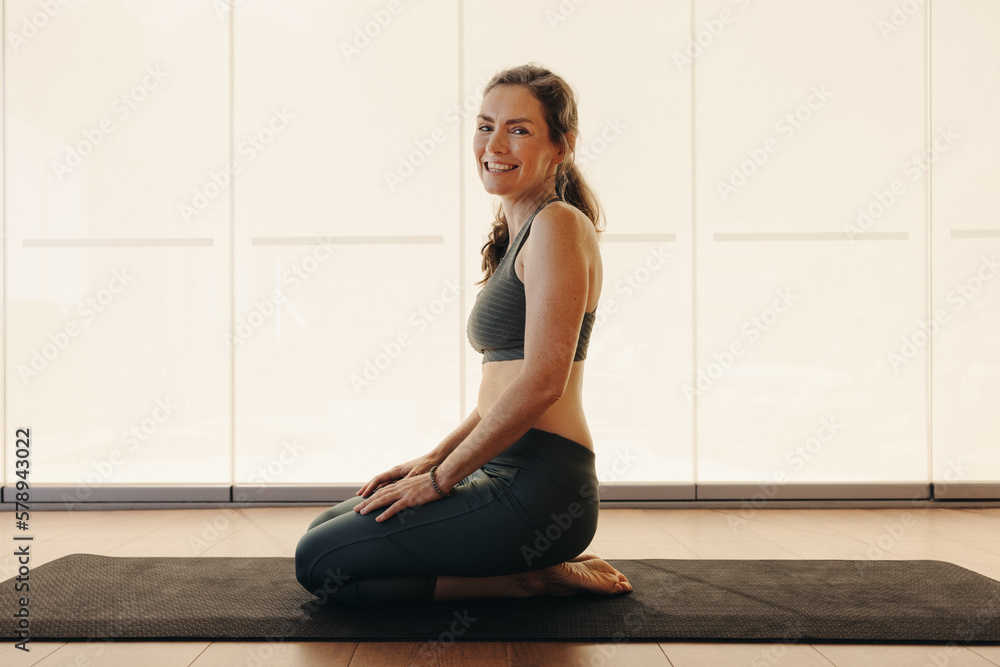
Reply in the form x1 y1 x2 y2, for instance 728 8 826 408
532 201 596 243
515 201 600 283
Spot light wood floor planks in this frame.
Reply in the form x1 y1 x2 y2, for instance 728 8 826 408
2 506 999 666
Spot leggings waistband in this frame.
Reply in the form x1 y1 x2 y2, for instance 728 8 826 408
486 427 596 481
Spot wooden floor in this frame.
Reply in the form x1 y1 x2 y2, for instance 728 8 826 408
2 505 1000 666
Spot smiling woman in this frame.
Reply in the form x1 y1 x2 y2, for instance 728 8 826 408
295 63 632 606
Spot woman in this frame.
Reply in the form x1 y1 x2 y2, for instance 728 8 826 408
295 63 632 605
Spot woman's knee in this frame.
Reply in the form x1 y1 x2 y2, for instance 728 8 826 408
295 533 352 597
296 554 356 604
295 509 387 595
294 533 320 591
295 520 345 592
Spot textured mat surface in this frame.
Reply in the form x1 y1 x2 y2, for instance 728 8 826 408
2 554 999 643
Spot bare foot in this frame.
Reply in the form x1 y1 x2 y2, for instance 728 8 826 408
570 552 601 562
517 558 633 597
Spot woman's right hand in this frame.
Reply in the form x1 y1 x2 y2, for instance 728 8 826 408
356 453 441 499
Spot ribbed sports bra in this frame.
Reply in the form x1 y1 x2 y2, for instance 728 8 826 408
467 197 597 364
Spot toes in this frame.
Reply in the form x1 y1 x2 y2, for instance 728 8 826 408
612 581 632 594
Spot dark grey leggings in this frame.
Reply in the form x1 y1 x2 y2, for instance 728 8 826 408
294 427 599 605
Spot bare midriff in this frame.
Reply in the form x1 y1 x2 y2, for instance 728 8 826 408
477 359 594 452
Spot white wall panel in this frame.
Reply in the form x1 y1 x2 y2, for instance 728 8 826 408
233 0 460 238
5 0 230 485
585 240 689 483
696 0 928 482
930 0 1000 484
232 243 461 484
697 0 926 233
1 10 5 488
233 1 461 483
697 241 926 481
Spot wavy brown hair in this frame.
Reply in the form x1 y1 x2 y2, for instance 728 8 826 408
476 63 604 286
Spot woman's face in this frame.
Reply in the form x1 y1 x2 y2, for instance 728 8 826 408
474 84 565 199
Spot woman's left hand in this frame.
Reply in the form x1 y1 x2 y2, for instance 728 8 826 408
353 472 448 523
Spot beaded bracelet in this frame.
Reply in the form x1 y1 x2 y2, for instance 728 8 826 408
429 465 454 498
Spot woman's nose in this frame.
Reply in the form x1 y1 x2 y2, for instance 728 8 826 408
486 131 507 154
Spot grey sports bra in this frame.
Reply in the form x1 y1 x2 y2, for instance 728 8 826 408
467 197 597 364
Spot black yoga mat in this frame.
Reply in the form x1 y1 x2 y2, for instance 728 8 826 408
3 554 999 644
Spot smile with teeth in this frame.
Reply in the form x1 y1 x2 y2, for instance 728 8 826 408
486 161 517 173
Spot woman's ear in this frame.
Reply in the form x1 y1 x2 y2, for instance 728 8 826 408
556 131 576 165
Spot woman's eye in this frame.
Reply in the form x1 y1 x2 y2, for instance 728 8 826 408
512 128 527 135
478 125 492 132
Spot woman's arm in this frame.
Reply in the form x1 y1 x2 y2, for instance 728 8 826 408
358 408 484 496
434 374 561 492
428 407 483 463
